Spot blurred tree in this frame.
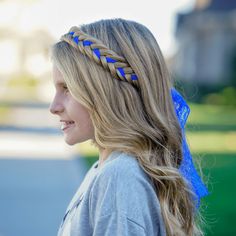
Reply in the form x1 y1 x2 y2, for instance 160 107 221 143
229 46 236 87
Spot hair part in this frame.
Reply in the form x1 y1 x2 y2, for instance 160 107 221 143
50 18 204 235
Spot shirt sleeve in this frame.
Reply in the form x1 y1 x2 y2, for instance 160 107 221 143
92 211 146 236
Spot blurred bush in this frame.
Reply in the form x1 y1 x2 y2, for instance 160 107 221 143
202 86 236 107
174 81 236 107
3 73 40 102
0 106 10 123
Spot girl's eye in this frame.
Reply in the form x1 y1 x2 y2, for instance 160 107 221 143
63 85 69 93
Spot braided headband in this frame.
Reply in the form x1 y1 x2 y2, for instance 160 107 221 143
61 26 138 84
60 28 208 206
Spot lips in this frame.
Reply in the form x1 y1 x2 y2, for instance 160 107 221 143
60 120 75 131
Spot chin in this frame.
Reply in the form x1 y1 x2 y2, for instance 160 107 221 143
64 136 79 146
64 136 91 146
65 140 76 146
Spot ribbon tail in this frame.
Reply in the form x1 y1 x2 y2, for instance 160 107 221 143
171 88 209 207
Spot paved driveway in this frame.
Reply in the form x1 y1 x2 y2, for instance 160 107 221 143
0 131 90 236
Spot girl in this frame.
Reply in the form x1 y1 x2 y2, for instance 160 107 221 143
49 18 208 236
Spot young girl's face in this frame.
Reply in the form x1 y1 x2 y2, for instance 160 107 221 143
50 64 94 145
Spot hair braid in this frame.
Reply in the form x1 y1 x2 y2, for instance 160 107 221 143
60 26 138 85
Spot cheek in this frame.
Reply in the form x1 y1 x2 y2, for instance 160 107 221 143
80 110 93 127
70 101 92 126
74 107 94 138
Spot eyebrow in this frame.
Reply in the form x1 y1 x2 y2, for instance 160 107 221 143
54 81 67 87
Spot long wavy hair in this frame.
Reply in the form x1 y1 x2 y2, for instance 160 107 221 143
50 18 203 235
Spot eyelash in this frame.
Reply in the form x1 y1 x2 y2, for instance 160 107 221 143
63 85 69 92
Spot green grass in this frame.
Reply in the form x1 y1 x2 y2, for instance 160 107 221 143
186 131 236 154
199 153 236 236
188 103 236 127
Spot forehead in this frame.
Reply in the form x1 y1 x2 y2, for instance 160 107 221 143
52 64 65 84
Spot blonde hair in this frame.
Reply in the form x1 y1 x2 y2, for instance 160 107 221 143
50 18 203 235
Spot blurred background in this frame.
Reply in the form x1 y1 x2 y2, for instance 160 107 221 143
0 0 235 235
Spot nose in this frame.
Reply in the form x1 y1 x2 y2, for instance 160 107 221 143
49 94 64 115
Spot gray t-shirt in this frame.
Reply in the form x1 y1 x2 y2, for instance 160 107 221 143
57 151 166 236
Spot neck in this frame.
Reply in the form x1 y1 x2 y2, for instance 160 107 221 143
98 148 111 168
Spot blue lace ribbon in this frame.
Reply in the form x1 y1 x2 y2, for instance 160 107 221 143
171 88 208 207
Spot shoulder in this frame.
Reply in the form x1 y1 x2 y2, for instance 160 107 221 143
95 151 150 182
90 151 148 203
92 151 156 189
89 151 160 214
